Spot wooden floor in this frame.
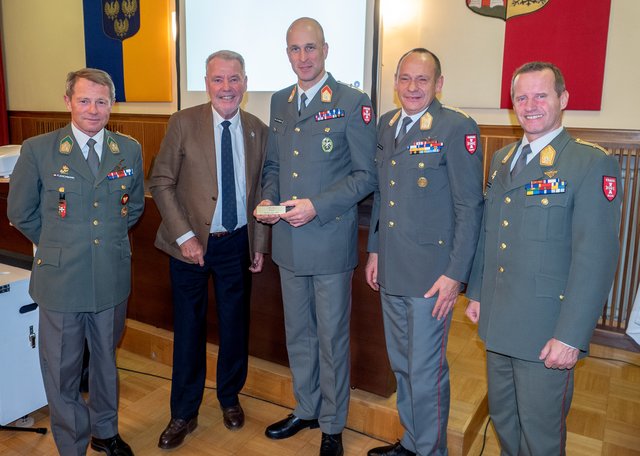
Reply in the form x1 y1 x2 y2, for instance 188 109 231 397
1 302 639 455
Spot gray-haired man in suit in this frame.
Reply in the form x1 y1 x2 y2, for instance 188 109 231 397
255 17 377 456
8 68 143 456
150 50 269 449
365 49 484 456
465 62 621 455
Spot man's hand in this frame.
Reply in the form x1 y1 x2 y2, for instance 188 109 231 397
425 275 461 320
179 237 204 267
539 338 579 369
254 199 281 224
465 300 480 324
365 253 379 291
279 198 317 227
249 252 265 273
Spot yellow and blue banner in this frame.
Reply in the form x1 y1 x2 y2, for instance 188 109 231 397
83 0 172 102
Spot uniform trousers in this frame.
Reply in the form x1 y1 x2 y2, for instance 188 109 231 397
279 267 353 435
169 225 251 419
486 350 574 456
39 300 127 456
380 288 451 456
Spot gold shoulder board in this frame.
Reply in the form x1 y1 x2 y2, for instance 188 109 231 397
442 105 470 118
115 131 140 144
389 110 401 127
575 138 610 155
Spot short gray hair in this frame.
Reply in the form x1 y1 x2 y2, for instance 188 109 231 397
205 50 246 76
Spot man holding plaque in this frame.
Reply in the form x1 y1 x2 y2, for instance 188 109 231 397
365 48 484 456
150 50 269 449
255 17 376 456
465 62 621 455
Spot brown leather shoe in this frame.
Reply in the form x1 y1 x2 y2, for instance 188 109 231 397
222 404 245 430
158 417 198 450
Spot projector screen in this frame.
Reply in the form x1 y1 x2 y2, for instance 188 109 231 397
177 0 379 122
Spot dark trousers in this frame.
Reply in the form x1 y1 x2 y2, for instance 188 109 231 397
169 225 251 419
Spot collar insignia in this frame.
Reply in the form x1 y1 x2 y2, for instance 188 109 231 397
59 135 73 154
321 85 332 103
539 145 556 167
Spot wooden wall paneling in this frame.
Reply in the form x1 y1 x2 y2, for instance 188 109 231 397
0 181 34 256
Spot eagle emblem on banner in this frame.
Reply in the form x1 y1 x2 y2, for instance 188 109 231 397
103 0 140 40
466 0 549 20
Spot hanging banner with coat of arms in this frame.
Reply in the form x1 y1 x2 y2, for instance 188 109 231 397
466 0 611 111
83 0 172 102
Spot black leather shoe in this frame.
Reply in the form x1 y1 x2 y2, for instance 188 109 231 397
90 434 134 456
265 413 319 439
158 417 198 449
320 432 343 456
368 441 416 456
222 404 245 430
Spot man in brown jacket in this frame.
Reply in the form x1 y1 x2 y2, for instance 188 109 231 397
150 50 269 449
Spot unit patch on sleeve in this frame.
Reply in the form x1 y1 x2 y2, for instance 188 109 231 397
465 134 478 154
603 176 617 201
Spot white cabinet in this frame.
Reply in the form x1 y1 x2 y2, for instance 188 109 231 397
0 263 47 425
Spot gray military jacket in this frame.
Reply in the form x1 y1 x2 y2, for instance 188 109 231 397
262 73 377 275
466 129 621 360
8 124 145 312
368 99 484 297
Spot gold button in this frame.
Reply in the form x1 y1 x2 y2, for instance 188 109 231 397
292 195 298 200
502 220 509 227
438 240 444 245
93 201 99 208
94 239 100 245
504 197 511 204
293 150 299 156
292 172 298 178
500 243 507 250
36 259 42 265
388 221 395 227
418 162 425 169
391 160 396 166
389 201 395 207
498 266 505 273
541 198 549 206
58 187 65 193
559 294 565 301
294 127 301 132
121 184 126 190
93 220 99 226
390 180 395 187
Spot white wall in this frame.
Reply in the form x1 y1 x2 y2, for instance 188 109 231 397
2 0 638 129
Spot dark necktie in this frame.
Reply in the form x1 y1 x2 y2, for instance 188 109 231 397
395 116 412 148
86 138 100 177
511 144 532 178
220 120 237 232
299 93 308 116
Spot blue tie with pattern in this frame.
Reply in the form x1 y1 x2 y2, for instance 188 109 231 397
221 120 237 232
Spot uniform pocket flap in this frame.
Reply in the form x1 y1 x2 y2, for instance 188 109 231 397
35 246 61 267
535 273 566 298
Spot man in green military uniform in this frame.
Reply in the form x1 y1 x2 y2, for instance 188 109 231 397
8 68 143 456
465 62 621 455
255 17 377 456
365 48 484 456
